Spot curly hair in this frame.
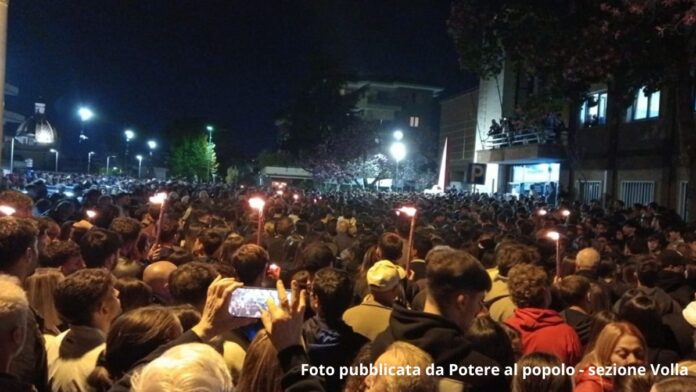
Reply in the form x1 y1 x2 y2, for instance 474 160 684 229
508 263 549 308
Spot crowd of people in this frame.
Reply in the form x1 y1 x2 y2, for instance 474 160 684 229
1 176 696 391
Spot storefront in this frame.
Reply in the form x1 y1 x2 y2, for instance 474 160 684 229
508 163 560 199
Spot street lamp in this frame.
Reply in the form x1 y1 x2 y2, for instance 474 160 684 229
136 155 143 178
393 130 404 141
124 129 135 157
206 125 214 183
249 197 265 245
147 140 157 156
390 141 407 191
106 155 116 175
49 149 59 172
397 206 417 274
78 107 94 143
87 151 95 174
547 230 561 278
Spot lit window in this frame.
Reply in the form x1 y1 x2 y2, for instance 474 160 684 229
579 91 607 126
628 87 660 121
409 116 420 127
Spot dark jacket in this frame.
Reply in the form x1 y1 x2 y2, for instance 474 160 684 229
560 308 593 348
657 270 694 308
279 345 326 392
372 303 508 391
0 373 36 392
10 309 48 392
302 316 368 391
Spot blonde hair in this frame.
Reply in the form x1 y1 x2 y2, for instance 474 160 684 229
24 268 64 334
130 343 233 392
0 274 29 332
578 322 646 368
373 341 436 392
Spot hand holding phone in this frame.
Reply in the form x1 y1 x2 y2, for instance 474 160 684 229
228 287 291 318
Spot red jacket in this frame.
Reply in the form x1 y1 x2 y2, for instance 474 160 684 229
505 307 582 365
574 365 613 392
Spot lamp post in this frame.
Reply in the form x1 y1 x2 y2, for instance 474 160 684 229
49 149 59 172
9 137 15 172
124 129 135 157
147 140 157 156
547 230 561 278
390 141 406 191
87 151 95 174
136 155 143 178
206 125 214 183
106 155 116 175
397 206 417 275
78 107 94 143
249 197 265 245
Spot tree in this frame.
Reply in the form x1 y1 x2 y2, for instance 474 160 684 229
169 135 219 181
449 0 695 215
275 54 365 157
225 166 240 185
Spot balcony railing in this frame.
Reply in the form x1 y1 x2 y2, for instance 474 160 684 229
484 128 558 149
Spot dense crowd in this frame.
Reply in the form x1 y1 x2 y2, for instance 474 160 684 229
1 177 696 392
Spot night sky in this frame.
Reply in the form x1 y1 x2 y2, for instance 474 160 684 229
7 0 475 157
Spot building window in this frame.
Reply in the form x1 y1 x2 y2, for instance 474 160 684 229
409 116 420 127
627 87 660 121
579 91 607 126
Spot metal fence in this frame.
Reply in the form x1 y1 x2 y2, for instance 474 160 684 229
577 180 602 203
620 181 655 206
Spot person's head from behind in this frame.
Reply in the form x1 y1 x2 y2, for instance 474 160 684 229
636 260 660 288
464 316 515 368
618 293 662 343
0 274 30 363
237 329 282 392
376 232 403 262
584 321 646 367
367 260 406 306
576 247 601 271
80 228 122 270
195 228 225 257
102 306 182 382
130 343 233 392
508 263 550 309
219 234 245 263
231 244 269 286
613 371 657 392
425 247 491 333
275 217 294 237
310 267 352 321
114 277 153 312
512 352 572 392
495 242 536 278
168 304 201 331
109 217 142 255
25 267 64 333
54 268 121 332
0 190 33 218
650 376 696 392
0 217 39 282
42 240 85 276
411 232 433 261
554 275 592 312
300 242 335 276
143 261 177 305
364 341 436 392
168 262 217 310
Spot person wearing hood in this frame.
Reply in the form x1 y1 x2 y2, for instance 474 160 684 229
371 247 507 392
504 264 582 365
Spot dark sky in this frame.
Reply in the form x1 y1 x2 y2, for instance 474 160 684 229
7 0 475 157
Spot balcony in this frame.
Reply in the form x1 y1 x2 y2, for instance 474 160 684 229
476 128 566 164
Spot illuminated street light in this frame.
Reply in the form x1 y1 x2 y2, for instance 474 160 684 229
78 107 94 143
390 141 407 192
147 140 157 157
136 155 143 178
49 149 59 172
124 129 135 140
249 197 266 245
393 130 404 141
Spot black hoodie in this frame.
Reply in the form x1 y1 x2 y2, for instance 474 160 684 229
657 270 694 308
372 303 509 392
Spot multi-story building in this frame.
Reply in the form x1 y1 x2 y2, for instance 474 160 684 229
439 63 696 217
344 80 443 161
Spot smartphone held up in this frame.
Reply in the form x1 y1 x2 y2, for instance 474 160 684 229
227 287 291 318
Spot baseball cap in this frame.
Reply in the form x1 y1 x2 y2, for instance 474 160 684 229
367 260 406 292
